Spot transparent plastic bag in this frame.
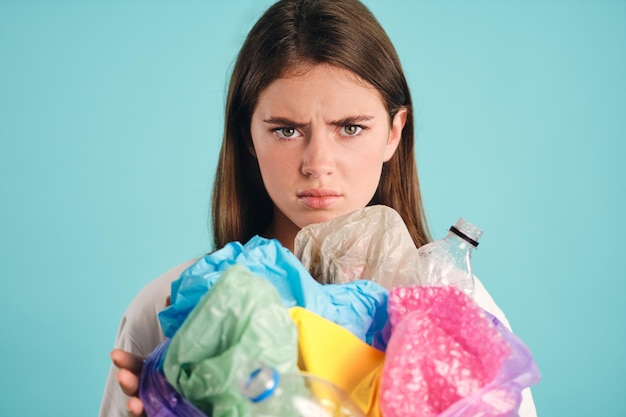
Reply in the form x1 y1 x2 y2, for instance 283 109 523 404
239 362 366 417
294 205 423 289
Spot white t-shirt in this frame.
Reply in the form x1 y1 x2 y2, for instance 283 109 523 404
98 260 537 417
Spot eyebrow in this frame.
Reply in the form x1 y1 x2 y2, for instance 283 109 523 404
263 114 375 127
263 117 306 128
330 115 375 126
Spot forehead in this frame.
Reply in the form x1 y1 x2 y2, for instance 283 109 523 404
281 63 367 84
255 64 386 114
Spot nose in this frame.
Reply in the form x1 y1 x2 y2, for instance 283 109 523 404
301 130 336 178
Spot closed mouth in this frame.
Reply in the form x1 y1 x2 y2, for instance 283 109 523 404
297 189 341 209
297 188 341 198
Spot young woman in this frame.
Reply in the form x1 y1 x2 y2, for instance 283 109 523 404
99 1 537 416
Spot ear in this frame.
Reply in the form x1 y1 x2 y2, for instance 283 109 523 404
383 107 407 162
248 142 257 158
246 134 257 158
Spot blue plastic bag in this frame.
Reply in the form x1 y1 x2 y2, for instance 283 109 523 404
158 236 388 346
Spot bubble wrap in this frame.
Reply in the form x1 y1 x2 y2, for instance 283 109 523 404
380 285 511 417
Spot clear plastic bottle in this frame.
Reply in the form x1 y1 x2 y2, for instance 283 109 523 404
416 217 482 295
239 363 366 417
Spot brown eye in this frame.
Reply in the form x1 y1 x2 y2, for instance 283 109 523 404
280 128 296 137
273 127 304 139
342 125 362 136
273 127 301 139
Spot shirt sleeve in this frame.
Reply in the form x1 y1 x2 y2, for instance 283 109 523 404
472 277 538 417
98 259 197 417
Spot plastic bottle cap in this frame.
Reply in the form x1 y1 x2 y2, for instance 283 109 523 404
244 366 280 403
449 225 479 247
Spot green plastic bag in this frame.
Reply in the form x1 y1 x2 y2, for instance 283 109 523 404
163 264 299 417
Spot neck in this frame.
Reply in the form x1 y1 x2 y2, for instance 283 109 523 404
263 211 300 252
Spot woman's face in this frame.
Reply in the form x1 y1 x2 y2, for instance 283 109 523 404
250 64 406 247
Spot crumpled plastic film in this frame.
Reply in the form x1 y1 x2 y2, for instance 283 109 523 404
139 339 206 417
294 205 423 289
380 285 540 417
163 264 299 417
158 235 389 345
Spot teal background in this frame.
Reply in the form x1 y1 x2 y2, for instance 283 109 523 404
0 0 624 416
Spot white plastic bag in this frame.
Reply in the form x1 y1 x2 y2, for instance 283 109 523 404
294 205 424 289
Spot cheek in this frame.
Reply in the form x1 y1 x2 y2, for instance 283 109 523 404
255 148 297 187
350 140 390 192
348 136 389 171
343 154 384 194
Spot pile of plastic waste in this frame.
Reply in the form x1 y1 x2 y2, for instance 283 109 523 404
139 206 540 416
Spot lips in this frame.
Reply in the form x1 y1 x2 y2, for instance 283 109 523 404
297 188 341 209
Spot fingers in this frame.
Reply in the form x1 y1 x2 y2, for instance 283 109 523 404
111 349 143 397
116 368 140 397
110 349 144 375
110 350 146 416
127 396 145 417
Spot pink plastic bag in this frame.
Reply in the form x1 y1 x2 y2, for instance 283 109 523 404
380 285 540 417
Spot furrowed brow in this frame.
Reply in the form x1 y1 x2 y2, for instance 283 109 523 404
330 115 375 126
263 117 305 128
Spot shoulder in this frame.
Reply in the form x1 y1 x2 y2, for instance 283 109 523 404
114 259 199 356
129 259 198 311
471 276 512 330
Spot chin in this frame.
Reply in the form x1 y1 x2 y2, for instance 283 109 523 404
297 209 353 228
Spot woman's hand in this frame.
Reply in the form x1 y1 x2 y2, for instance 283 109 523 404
111 349 145 417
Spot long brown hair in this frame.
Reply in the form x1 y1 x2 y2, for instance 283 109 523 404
211 0 431 249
